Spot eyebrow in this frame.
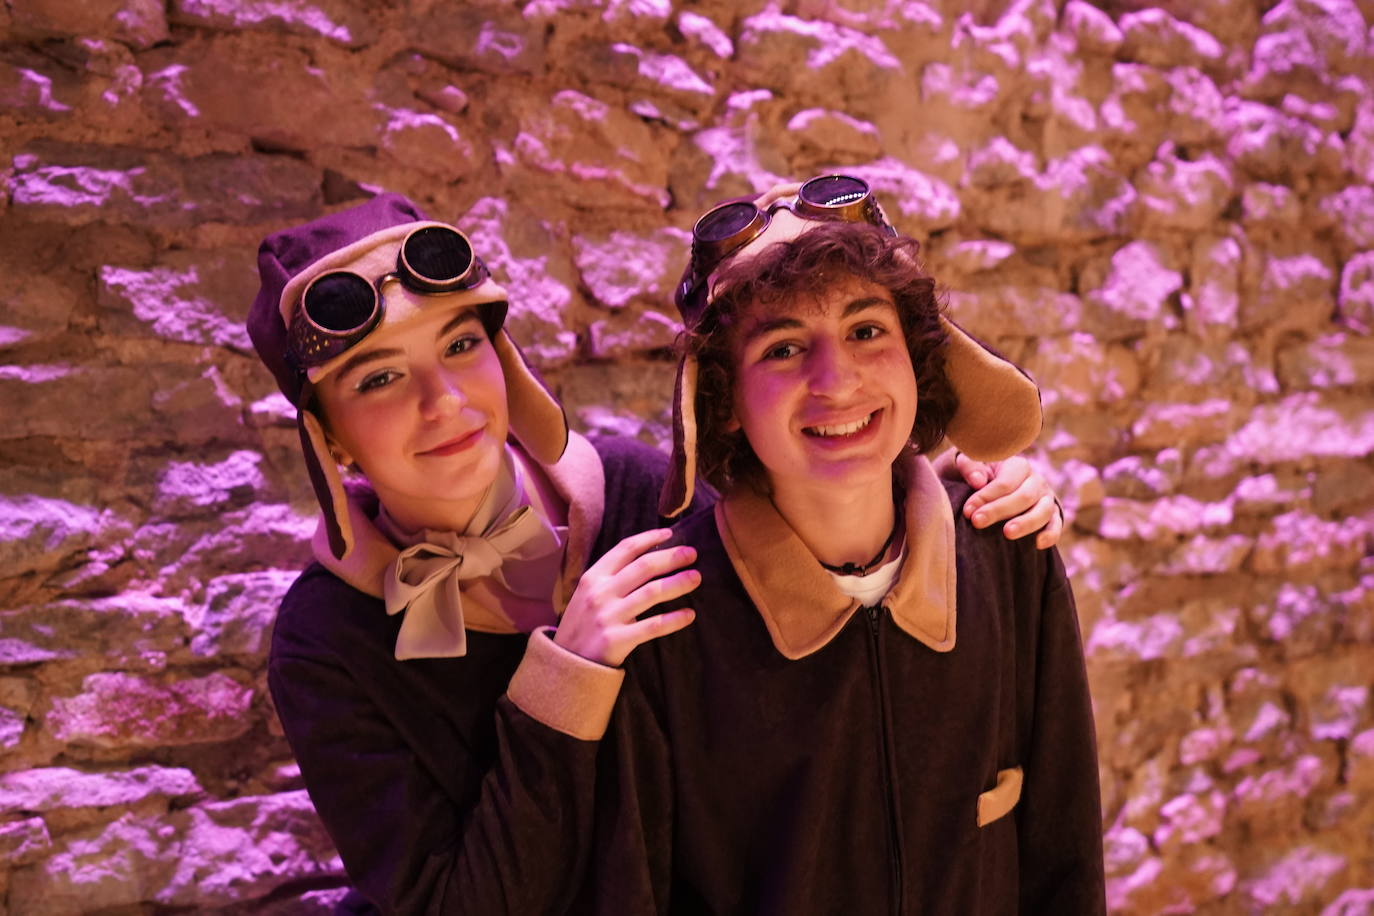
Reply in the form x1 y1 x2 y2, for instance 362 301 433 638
740 295 894 344
331 308 483 384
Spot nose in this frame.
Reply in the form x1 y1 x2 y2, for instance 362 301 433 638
416 366 466 421
806 339 861 399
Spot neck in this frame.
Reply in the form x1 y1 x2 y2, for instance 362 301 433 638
767 470 897 571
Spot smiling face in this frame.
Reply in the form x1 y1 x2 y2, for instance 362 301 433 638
312 299 509 533
728 272 919 500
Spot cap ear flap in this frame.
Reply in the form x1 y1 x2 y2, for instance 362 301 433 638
658 355 699 518
493 329 569 465
300 408 355 560
939 316 1043 461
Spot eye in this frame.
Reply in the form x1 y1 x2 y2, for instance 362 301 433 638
445 333 483 357
852 323 887 341
356 369 400 393
762 341 800 361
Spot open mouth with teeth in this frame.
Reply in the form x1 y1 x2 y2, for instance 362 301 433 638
803 411 877 438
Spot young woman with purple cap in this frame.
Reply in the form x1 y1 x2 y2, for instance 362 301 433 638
585 176 1105 914
245 190 1067 914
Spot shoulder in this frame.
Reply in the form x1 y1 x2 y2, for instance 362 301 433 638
273 563 395 663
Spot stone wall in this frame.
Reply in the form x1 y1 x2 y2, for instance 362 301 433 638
1 0 1372 912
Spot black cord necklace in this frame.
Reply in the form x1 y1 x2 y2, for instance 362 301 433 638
819 524 898 577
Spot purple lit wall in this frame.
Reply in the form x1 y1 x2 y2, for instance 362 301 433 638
1 0 1372 912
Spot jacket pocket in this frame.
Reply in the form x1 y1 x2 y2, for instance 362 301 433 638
976 766 1023 827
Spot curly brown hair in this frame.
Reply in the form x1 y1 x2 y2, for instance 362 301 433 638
681 221 959 493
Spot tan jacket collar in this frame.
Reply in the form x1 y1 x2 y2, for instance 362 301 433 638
311 431 606 633
715 452 957 659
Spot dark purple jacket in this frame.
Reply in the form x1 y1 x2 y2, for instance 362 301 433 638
269 436 710 914
585 473 1105 915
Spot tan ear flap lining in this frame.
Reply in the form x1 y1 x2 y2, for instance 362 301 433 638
300 409 354 561
939 316 1042 462
658 356 698 518
494 329 569 466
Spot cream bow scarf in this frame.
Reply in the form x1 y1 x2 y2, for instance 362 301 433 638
376 451 567 660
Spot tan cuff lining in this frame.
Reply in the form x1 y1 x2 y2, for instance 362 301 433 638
976 765 1024 827
506 627 625 742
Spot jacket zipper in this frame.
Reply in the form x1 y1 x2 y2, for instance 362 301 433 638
866 605 904 914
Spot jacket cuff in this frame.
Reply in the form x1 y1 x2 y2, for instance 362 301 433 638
507 627 625 742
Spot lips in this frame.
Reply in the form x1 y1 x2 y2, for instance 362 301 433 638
803 410 877 439
417 426 484 457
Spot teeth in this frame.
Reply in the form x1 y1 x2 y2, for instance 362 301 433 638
807 413 873 437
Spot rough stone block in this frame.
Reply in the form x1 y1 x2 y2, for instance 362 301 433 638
461 197 579 368
97 250 257 351
1240 844 1349 911
148 503 314 592
1163 66 1226 146
0 53 78 119
9 0 167 48
1277 332 1374 389
1224 101 1341 183
1060 0 1121 55
1184 235 1241 338
571 228 691 311
1260 0 1369 76
1022 333 1140 410
780 108 882 165
407 3 545 74
45 671 255 749
1131 399 1245 450
1240 245 1337 334
6 791 339 913
1102 451 1183 500
1159 534 1253 576
1099 64 1171 168
1251 512 1369 577
1133 147 1233 233
1080 241 1182 340
1349 98 1374 184
586 310 681 359
184 571 301 661
945 285 1083 340
1317 186 1374 259
848 158 960 235
11 142 322 229
169 0 368 44
0 495 134 587
969 146 1136 244
736 7 905 109
0 817 51 868
154 451 271 519
1119 8 1224 69
1096 494 1234 543
677 10 733 58
1338 250 1374 332
499 91 671 211
0 766 202 814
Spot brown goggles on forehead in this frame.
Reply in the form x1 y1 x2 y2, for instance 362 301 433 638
288 225 491 370
676 174 898 324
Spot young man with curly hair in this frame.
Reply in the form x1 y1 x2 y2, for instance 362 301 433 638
586 177 1106 915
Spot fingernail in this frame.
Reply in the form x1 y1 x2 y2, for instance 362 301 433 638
971 471 987 488
973 511 988 526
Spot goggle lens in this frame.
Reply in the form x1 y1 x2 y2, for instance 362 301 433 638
799 174 870 208
695 201 762 243
402 225 477 288
303 272 378 333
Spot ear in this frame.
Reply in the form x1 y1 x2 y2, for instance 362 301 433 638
324 434 353 468
724 411 742 433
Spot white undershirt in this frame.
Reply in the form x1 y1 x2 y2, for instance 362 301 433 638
827 541 907 607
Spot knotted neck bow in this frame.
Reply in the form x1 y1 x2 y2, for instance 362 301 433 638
379 453 566 660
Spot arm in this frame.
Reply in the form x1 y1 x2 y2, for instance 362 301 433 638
578 654 676 915
1016 550 1107 914
270 623 618 915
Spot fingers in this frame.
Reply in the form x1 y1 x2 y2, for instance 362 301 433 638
953 451 991 490
1034 502 1065 550
964 457 1037 526
1000 493 1056 541
591 527 675 577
